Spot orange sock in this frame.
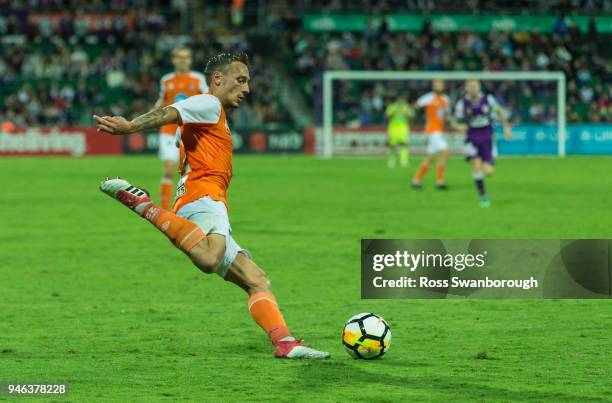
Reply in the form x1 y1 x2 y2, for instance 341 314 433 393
414 161 430 182
159 179 173 210
140 203 205 253
436 163 446 184
248 292 291 344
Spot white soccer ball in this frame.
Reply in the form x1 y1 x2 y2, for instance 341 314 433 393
342 312 391 359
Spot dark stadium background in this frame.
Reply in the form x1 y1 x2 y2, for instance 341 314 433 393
0 0 609 156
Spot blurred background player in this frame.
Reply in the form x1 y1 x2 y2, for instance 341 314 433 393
454 80 512 207
411 80 451 190
385 93 414 168
153 47 208 210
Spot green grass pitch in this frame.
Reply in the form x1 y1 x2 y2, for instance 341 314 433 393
1 155 611 402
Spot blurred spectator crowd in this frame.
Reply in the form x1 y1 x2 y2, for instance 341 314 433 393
276 0 611 14
0 0 287 128
0 0 611 130
289 15 611 125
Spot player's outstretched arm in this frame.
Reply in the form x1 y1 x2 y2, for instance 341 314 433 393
493 106 512 139
93 107 180 135
499 113 512 140
487 96 512 140
448 115 467 132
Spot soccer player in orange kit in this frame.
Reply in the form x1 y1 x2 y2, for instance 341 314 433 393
93 51 330 359
411 79 451 190
154 47 207 210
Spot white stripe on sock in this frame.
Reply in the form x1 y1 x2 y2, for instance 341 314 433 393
178 227 201 249
248 297 277 311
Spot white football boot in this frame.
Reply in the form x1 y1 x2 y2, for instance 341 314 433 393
273 339 330 359
99 177 152 214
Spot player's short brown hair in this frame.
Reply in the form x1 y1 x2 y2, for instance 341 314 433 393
204 51 249 86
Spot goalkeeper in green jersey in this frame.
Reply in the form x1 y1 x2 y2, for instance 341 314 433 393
384 93 414 168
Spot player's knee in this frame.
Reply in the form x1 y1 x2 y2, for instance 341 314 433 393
189 245 223 274
190 235 228 274
199 255 222 274
192 254 220 274
162 161 174 176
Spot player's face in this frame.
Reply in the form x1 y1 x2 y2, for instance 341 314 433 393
172 50 192 72
220 62 250 109
466 80 481 97
433 79 444 93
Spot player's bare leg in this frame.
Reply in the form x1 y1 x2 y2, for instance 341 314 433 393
224 254 330 359
412 154 435 189
399 144 409 168
387 145 397 168
99 177 231 272
187 235 227 273
159 160 175 210
435 150 449 190
483 162 494 176
99 177 208 254
470 158 490 207
100 177 329 359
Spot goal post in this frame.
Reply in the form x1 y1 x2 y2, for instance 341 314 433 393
322 70 566 158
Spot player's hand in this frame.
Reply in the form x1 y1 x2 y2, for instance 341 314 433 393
456 123 468 132
93 115 134 135
503 125 512 140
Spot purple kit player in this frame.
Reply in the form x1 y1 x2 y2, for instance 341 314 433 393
454 80 512 207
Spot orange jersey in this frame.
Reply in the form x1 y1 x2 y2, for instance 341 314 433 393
170 94 232 212
159 71 208 135
416 92 450 134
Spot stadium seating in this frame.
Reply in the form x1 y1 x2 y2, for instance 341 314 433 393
286 24 610 125
0 1 610 129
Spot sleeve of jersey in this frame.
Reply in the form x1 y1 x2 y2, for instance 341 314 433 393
444 95 451 112
487 94 500 111
416 93 431 107
171 94 221 126
454 100 464 119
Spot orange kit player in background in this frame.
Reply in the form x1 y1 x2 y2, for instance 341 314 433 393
153 47 207 210
411 79 451 190
93 51 330 359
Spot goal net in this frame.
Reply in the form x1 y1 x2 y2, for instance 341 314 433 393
320 71 566 158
